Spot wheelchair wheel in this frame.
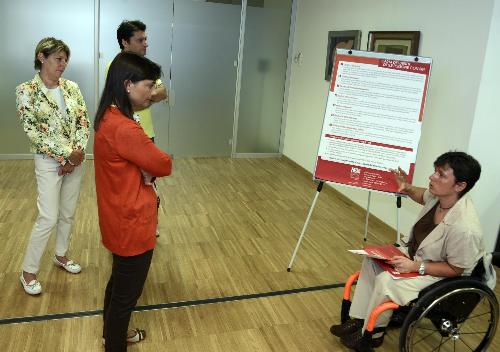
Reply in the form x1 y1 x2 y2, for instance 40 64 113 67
400 280 499 352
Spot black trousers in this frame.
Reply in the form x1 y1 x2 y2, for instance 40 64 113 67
103 249 154 352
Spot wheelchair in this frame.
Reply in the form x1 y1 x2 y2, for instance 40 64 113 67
339 253 500 351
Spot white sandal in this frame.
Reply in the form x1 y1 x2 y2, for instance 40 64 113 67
53 256 81 274
20 274 42 295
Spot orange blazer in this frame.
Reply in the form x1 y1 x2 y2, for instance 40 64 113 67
94 106 172 256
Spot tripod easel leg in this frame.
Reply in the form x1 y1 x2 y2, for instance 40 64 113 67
363 191 372 242
287 181 324 272
396 196 402 245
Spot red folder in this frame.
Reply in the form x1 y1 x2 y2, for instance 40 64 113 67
363 244 407 260
349 244 422 279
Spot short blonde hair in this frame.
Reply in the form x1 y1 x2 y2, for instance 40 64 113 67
34 37 70 70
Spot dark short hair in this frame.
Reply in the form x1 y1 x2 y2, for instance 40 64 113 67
117 20 146 50
434 151 481 197
94 52 161 130
34 37 70 70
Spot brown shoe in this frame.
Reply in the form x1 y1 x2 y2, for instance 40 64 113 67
340 329 384 350
329 318 363 337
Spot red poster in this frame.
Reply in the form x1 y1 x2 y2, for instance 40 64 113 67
314 49 432 194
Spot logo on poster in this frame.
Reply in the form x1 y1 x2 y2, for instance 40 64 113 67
350 167 361 180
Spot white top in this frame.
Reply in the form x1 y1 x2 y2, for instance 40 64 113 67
47 86 67 116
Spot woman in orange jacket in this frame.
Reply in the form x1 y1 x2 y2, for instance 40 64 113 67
93 52 172 351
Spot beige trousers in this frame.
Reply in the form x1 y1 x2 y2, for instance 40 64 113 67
22 154 84 274
349 257 442 332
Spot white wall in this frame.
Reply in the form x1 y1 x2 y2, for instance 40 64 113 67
283 0 497 247
469 0 500 251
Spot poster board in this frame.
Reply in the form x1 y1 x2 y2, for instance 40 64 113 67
314 49 432 194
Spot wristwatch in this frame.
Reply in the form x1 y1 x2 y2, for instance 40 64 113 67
418 262 425 275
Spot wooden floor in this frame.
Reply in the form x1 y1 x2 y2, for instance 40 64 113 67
0 157 498 351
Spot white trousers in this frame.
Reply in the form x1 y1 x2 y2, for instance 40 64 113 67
22 154 84 274
349 257 442 332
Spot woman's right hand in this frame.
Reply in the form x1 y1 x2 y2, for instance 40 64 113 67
391 167 411 193
68 149 84 166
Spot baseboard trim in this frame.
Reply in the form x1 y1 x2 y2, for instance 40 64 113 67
232 153 282 158
0 154 33 160
0 154 94 160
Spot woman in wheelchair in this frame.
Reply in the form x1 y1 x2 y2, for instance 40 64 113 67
330 151 485 350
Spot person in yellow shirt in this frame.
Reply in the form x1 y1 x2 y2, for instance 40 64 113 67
110 20 168 140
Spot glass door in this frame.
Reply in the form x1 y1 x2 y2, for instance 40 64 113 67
98 0 291 158
0 0 95 154
235 0 292 154
169 0 242 157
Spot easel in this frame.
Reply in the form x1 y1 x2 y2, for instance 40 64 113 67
287 49 432 271
287 182 403 272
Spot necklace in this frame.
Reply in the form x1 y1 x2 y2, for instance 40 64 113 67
438 203 454 211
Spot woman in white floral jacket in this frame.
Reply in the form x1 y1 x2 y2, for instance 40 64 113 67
16 37 90 295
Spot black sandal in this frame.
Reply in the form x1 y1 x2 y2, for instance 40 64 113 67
102 329 146 346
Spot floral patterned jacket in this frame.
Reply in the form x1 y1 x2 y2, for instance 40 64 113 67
16 73 90 164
